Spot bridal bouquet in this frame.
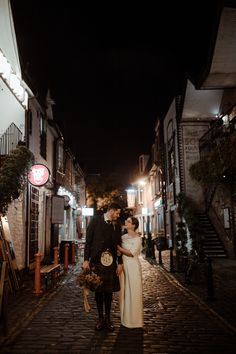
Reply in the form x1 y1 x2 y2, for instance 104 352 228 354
77 268 103 312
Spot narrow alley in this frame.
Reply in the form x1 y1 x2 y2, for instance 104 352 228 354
1 254 236 354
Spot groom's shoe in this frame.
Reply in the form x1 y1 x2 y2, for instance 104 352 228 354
95 318 105 331
105 317 115 332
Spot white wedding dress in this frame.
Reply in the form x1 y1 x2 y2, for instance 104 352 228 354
119 233 143 328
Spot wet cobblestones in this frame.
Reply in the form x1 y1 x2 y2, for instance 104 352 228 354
1 253 236 353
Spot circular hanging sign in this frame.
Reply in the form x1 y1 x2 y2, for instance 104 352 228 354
28 164 50 187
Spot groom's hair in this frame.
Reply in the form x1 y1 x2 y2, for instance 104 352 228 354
107 203 121 211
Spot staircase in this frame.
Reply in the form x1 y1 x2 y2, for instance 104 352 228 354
198 212 227 258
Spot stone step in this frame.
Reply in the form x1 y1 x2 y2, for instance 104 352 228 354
204 253 227 258
204 244 224 248
197 212 227 258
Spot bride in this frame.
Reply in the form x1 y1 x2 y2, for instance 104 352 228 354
118 216 143 328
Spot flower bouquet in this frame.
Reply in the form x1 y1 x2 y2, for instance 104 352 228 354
77 268 103 312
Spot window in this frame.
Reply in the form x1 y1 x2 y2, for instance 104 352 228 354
139 155 144 173
27 110 32 135
138 187 144 205
57 140 64 173
168 145 175 184
39 112 47 159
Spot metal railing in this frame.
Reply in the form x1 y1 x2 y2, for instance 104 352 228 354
199 115 236 158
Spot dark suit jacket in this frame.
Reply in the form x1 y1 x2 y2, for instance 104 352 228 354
84 215 123 264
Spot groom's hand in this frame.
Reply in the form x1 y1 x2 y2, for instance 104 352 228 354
116 264 123 276
83 260 90 270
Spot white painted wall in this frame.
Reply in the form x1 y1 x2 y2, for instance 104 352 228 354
0 77 25 137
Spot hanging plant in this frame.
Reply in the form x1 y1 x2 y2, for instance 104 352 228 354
175 221 188 256
189 134 236 187
176 192 204 258
175 193 188 258
0 143 34 215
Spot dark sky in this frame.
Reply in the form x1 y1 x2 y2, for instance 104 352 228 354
10 0 220 183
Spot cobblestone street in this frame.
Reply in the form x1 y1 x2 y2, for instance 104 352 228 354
1 254 236 354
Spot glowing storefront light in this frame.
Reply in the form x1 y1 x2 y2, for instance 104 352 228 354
58 186 78 209
0 49 28 108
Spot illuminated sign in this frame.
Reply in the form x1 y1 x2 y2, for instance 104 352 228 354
82 208 94 216
28 164 50 187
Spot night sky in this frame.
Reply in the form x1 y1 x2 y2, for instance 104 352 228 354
10 0 220 183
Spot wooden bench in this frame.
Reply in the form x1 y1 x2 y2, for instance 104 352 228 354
40 264 60 290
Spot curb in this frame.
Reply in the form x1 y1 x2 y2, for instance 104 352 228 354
158 264 236 334
0 265 79 348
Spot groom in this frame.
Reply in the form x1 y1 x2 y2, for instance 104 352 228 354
83 203 123 331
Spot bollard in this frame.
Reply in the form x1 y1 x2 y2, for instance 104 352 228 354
206 257 215 301
53 246 59 266
71 242 76 264
33 252 43 296
151 239 156 260
169 247 175 273
158 249 163 266
53 246 59 280
145 233 153 258
183 256 191 284
64 243 69 272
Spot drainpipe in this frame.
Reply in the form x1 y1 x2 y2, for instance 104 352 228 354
25 109 30 270
230 188 236 257
25 184 30 269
